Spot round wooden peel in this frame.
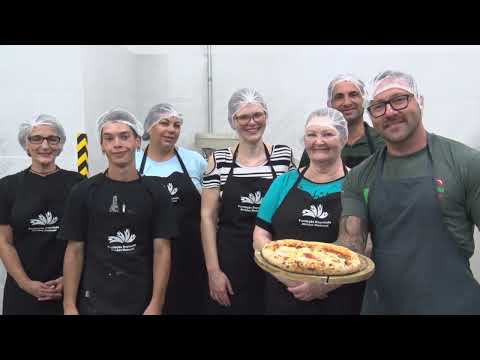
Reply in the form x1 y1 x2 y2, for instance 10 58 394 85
254 250 375 285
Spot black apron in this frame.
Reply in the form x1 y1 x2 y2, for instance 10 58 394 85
343 122 376 168
362 145 480 314
266 166 364 315
207 144 277 315
139 146 206 314
3 170 67 315
77 173 154 315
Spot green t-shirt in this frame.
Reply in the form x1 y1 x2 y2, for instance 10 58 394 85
256 169 344 231
342 132 480 258
341 123 385 163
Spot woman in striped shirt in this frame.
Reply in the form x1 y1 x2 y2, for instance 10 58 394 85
201 88 294 315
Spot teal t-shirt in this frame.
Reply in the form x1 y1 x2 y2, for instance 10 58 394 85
257 169 344 226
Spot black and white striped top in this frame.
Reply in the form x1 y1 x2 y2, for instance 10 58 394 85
203 144 295 189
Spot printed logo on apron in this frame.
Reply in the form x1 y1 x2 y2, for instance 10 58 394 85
238 190 263 213
28 211 59 232
107 228 137 253
434 177 446 199
298 204 332 228
166 182 180 203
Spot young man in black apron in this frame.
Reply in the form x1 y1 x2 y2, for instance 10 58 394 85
60 109 177 315
138 103 207 314
299 74 384 169
336 70 480 314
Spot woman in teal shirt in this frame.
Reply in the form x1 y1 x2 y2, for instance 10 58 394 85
253 108 365 315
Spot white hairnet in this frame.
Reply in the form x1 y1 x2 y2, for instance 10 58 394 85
142 103 183 141
18 114 66 152
367 70 423 111
96 108 143 142
327 74 368 107
305 108 348 145
227 88 268 129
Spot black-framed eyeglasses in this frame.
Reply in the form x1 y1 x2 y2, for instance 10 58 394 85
367 94 412 118
28 135 61 145
234 111 266 124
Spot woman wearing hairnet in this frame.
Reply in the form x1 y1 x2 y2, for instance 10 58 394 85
0 115 84 314
137 103 207 314
253 108 365 314
202 88 295 314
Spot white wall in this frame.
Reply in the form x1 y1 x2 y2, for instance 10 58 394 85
134 47 209 151
82 45 137 175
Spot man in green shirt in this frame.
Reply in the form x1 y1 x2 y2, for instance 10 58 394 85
333 70 480 314
300 74 384 168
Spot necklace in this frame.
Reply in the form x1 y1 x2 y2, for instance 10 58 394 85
29 166 59 177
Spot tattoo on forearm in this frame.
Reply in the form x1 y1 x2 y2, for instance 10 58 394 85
336 216 368 254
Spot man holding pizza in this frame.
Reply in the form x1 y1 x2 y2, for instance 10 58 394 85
335 70 480 314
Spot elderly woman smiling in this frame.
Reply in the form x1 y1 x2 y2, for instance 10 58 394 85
0 115 84 314
253 108 365 315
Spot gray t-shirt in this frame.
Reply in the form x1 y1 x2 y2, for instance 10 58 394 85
342 132 480 258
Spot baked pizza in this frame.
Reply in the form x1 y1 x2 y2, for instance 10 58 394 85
261 239 363 276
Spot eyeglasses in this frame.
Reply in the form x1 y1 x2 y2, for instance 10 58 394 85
367 94 412 118
28 135 61 145
234 111 266 124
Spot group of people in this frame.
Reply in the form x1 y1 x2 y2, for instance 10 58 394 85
1 69 480 315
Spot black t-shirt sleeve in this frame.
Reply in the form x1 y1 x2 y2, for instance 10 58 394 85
0 176 12 225
57 182 88 242
150 183 178 241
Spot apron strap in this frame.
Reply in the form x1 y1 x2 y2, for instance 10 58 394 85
174 148 190 177
377 142 433 179
225 142 277 187
139 145 149 176
364 122 376 155
278 166 309 226
140 146 192 180
294 165 308 188
264 143 278 180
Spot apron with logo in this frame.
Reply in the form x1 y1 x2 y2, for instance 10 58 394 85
139 146 206 314
3 170 68 315
206 144 277 314
362 145 480 314
77 173 155 315
266 166 364 314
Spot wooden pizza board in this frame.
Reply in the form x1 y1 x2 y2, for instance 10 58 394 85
254 249 375 285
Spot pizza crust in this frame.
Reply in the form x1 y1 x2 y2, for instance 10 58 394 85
261 239 363 276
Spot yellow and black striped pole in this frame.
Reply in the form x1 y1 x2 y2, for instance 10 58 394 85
76 133 89 177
